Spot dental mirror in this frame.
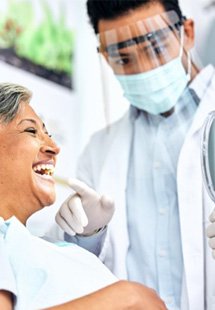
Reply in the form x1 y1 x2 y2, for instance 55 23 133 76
201 111 215 202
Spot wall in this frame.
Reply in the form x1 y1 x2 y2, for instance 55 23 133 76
0 0 214 236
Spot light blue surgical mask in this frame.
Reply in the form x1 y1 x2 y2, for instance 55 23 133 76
116 28 191 115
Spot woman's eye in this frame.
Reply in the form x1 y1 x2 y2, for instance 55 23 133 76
24 128 37 135
45 132 52 138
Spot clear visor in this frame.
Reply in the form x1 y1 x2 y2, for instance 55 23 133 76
97 11 186 75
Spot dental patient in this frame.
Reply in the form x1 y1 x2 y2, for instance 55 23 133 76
0 83 166 310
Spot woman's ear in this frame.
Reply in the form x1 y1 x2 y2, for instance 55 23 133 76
183 18 195 50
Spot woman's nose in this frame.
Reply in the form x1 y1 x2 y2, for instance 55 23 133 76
40 139 60 156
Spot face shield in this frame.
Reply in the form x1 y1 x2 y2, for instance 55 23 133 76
98 11 187 75
97 11 193 115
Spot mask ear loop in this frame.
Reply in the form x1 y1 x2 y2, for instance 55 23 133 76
179 25 191 80
187 51 191 81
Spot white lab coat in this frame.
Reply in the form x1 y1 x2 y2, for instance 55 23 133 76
75 67 215 310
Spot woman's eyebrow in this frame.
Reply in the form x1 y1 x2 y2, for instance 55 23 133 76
18 118 46 129
17 119 48 133
18 118 37 126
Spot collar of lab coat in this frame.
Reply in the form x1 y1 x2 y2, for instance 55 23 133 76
186 65 215 137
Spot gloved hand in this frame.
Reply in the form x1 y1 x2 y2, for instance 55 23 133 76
206 207 215 259
55 178 115 236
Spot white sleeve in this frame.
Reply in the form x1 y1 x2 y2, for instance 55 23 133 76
64 226 107 256
0 235 17 297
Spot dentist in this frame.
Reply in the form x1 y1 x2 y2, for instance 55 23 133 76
53 1 215 309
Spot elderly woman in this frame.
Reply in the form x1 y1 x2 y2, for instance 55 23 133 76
0 83 166 310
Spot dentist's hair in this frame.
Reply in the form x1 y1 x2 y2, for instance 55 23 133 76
87 0 183 34
0 83 32 124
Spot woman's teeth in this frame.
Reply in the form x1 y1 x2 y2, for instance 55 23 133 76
33 164 55 176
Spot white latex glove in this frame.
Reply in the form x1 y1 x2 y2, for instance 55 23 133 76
56 178 115 236
206 207 215 259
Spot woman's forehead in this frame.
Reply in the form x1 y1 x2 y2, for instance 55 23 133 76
15 103 41 124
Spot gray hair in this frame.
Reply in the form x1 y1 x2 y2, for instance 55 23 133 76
0 83 32 123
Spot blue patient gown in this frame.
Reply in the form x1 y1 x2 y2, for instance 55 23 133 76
0 217 117 310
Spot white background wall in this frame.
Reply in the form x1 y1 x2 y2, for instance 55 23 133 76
0 0 81 234
0 0 214 235
180 0 215 66
0 0 128 235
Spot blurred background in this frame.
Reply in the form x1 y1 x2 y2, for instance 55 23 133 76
0 0 214 235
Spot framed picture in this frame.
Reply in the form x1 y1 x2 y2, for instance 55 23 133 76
0 0 74 89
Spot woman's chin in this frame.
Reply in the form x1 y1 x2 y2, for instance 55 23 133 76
33 173 56 206
41 191 56 207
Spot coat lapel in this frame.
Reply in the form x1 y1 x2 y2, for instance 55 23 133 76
98 112 134 277
177 70 215 309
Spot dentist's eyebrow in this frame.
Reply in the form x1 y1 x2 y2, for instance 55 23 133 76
109 52 131 58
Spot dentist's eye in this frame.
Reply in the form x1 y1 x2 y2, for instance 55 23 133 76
114 57 131 66
153 45 165 55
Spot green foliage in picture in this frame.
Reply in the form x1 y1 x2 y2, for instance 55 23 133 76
0 0 74 75
0 0 32 48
